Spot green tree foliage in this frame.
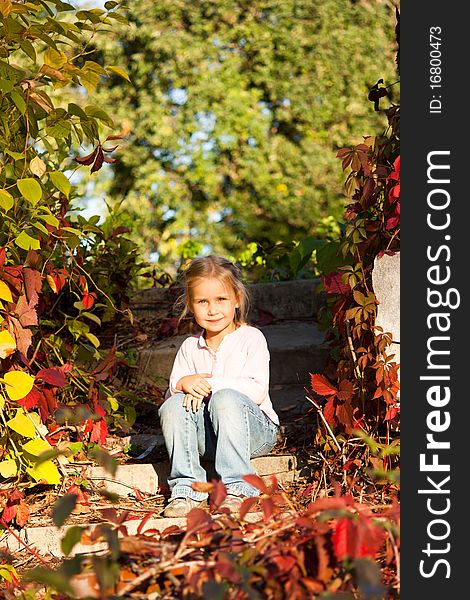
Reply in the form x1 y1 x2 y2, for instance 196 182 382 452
89 0 398 268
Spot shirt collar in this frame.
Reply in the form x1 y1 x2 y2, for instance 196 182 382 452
197 324 245 350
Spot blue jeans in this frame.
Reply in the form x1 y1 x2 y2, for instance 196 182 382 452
158 388 279 500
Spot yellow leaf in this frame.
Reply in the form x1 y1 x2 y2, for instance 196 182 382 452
0 281 13 302
22 438 51 456
27 459 61 485
6 409 36 438
3 370 35 401
0 393 5 409
0 459 18 478
0 189 14 212
44 47 68 70
0 330 16 359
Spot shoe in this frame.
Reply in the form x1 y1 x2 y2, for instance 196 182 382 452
163 497 202 517
219 494 244 513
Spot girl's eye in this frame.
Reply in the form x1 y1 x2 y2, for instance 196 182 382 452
198 300 207 304
217 297 227 301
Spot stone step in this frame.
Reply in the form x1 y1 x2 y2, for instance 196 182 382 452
4 455 300 557
5 513 264 558
136 320 328 391
75 454 298 498
131 278 325 322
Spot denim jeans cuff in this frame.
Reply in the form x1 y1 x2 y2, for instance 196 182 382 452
226 482 260 498
171 485 208 501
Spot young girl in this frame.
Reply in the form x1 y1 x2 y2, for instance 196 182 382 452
159 255 279 517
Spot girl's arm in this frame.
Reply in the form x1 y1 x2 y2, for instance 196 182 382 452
167 339 211 398
209 331 270 405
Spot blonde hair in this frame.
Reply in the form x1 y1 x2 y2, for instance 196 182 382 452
178 255 250 326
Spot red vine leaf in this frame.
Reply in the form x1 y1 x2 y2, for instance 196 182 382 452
310 374 337 397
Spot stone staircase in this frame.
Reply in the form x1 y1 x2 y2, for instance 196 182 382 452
132 279 329 416
3 279 329 558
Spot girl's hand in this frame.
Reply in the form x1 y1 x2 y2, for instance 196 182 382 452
177 373 212 400
183 393 204 413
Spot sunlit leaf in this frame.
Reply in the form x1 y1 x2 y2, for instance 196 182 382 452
0 329 16 358
6 409 36 437
0 189 14 212
17 178 42 205
0 281 13 302
22 438 52 456
27 459 61 484
107 65 131 82
15 230 41 250
3 370 35 400
0 459 18 478
49 170 71 198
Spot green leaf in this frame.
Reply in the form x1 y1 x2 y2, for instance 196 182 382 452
17 177 42 205
15 230 41 250
52 493 78 527
81 311 101 325
6 149 25 160
84 104 114 127
37 213 60 228
49 171 71 198
0 189 14 212
0 79 14 93
10 90 26 115
61 526 86 556
67 102 87 119
24 567 73 595
67 319 89 339
19 39 36 62
32 221 50 236
85 332 100 347
107 65 131 82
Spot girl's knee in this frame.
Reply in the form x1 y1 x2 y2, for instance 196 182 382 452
158 393 185 419
209 389 244 414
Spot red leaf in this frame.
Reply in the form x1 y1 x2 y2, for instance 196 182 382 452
321 272 350 295
209 479 227 509
239 497 258 520
336 379 354 402
17 386 42 410
16 500 30 527
270 554 297 573
23 268 42 305
0 247 6 268
332 517 356 561
16 294 38 327
323 397 336 424
38 388 58 422
91 148 104 173
36 367 67 387
90 419 108 445
186 508 212 531
82 292 97 309
261 497 275 520
74 147 98 166
242 473 268 494
310 374 337 397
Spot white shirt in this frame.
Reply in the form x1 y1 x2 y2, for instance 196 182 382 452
165 324 279 425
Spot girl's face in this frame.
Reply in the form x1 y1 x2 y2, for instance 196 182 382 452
189 277 239 339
